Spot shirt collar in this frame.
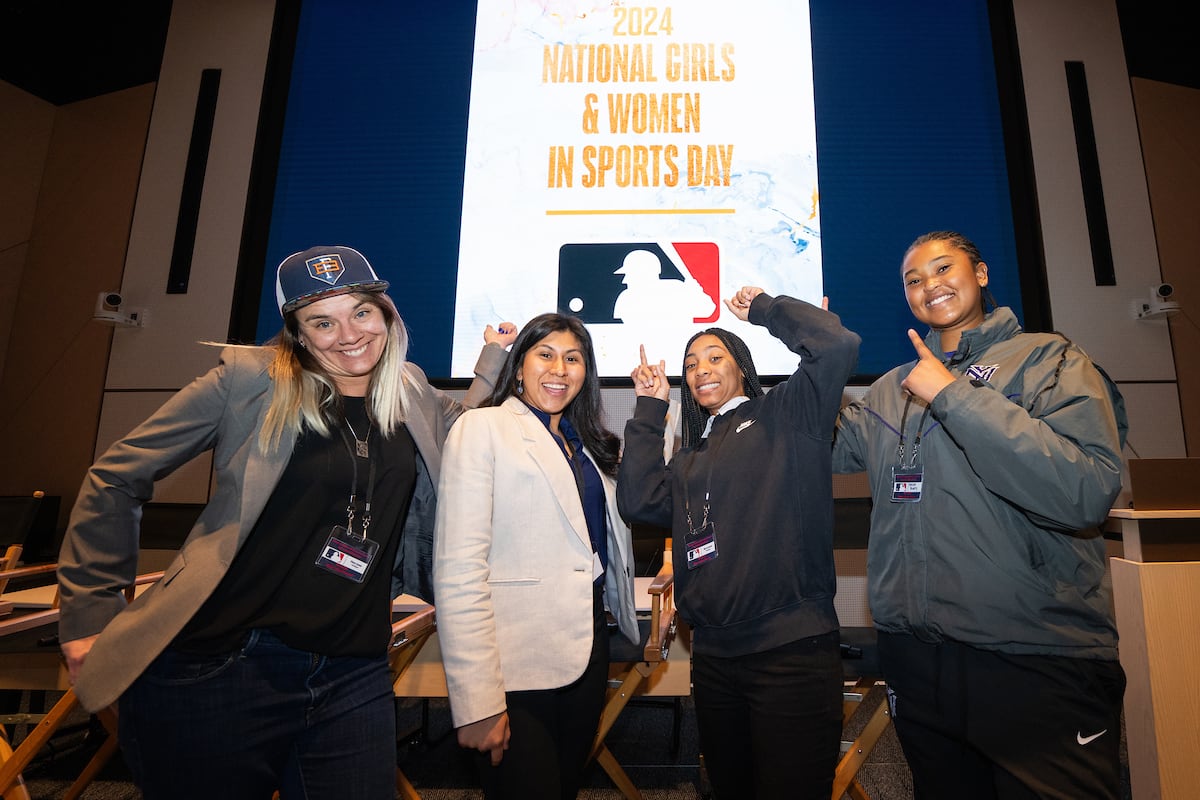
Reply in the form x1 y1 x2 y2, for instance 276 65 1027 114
701 395 751 439
526 403 581 445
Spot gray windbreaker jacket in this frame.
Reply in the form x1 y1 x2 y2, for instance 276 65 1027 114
833 308 1125 659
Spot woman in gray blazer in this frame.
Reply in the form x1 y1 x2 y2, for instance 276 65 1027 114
434 313 639 800
56 245 515 800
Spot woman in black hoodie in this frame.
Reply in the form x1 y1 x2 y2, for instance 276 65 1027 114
618 285 860 800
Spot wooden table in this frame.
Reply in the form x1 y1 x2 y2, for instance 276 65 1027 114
390 578 692 699
1107 508 1200 800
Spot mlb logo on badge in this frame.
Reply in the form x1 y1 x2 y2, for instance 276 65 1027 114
558 242 720 325
306 254 346 285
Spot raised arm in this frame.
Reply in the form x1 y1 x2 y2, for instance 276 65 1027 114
617 345 674 529
436 322 517 423
743 290 861 436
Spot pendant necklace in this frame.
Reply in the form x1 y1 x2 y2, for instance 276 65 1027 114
345 416 373 459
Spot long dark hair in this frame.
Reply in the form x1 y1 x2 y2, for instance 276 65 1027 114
679 327 765 448
487 314 620 476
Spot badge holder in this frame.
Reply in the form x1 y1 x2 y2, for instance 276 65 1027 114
890 464 924 503
317 525 379 583
685 520 719 569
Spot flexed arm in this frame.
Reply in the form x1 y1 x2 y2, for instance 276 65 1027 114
741 288 861 436
618 346 675 529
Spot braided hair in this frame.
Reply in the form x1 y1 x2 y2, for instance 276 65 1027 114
680 328 765 448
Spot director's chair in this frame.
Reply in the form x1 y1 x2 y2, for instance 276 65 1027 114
387 603 438 800
0 570 161 800
587 537 687 800
1 492 50 620
831 542 892 800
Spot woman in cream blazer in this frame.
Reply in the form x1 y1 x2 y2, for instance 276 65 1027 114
434 313 638 800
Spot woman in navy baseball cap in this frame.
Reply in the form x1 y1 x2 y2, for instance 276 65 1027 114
58 245 517 799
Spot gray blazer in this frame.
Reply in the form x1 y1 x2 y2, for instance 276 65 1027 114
57 343 506 712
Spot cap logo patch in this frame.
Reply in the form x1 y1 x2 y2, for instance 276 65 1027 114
966 363 999 382
306 254 345 285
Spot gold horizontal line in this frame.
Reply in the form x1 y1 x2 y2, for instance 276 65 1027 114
545 208 736 216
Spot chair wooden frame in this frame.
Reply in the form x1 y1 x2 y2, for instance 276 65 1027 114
587 543 682 800
0 571 162 799
387 604 438 800
833 676 891 800
0 492 48 619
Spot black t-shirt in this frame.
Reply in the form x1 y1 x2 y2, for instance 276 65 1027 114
174 396 417 656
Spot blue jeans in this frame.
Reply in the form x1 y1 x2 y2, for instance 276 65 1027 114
118 628 396 800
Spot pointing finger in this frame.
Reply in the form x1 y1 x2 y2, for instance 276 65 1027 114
907 329 935 359
639 344 649 367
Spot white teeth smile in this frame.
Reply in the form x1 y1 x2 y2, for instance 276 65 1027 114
698 382 719 391
341 344 368 356
544 383 567 391
928 294 952 307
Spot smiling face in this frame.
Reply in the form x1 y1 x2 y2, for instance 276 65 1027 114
902 239 989 352
294 292 388 395
684 334 746 415
518 329 587 424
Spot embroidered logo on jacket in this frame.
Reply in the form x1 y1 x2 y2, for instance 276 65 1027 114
966 363 999 382
735 419 756 433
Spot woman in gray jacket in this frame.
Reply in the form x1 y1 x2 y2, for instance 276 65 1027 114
834 231 1127 800
57 245 515 800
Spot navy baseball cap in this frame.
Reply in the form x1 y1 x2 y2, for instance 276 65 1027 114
275 245 389 316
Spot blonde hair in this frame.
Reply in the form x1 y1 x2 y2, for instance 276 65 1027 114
259 292 410 453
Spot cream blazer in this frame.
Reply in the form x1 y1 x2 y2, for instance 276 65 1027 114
433 397 639 728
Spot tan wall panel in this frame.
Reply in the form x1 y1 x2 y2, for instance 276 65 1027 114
0 82 54 245
0 82 55 398
1011 0 1175 382
0 85 155 526
1132 78 1200 455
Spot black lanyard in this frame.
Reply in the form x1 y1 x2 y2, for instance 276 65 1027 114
680 414 735 531
896 395 933 469
338 425 377 541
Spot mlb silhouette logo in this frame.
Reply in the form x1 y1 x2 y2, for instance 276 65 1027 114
558 243 720 325
306 254 346 285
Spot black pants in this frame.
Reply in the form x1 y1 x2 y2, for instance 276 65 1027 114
878 632 1126 800
476 584 609 800
692 631 843 800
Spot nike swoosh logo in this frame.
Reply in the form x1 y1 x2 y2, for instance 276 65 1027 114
1077 729 1108 745
735 419 756 433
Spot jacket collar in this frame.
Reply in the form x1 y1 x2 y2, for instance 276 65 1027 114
924 306 1021 363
